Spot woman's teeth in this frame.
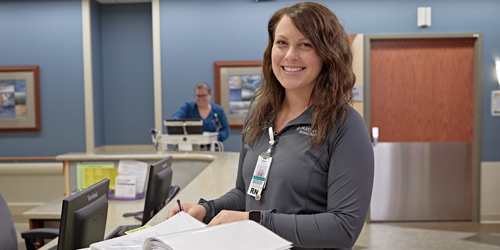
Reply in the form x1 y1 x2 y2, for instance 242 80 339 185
283 67 303 72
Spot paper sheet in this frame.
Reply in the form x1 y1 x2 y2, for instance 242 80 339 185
90 212 206 250
83 167 118 189
77 163 115 189
117 160 149 193
143 220 292 250
115 175 137 198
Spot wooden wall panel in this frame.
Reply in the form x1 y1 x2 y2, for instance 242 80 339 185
370 38 475 142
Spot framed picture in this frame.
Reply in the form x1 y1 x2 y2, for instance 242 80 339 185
0 66 40 132
214 61 262 129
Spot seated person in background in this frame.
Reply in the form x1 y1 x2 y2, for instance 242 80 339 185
171 82 230 142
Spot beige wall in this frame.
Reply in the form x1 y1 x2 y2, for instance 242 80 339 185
0 163 64 221
3 160 500 223
481 161 500 222
4 160 500 223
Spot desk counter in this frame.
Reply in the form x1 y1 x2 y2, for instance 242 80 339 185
147 151 239 226
37 151 239 250
56 151 236 197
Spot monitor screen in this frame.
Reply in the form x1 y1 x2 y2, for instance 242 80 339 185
57 178 109 250
164 119 203 135
142 156 173 225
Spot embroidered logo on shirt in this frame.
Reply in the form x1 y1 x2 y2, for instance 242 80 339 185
297 126 317 137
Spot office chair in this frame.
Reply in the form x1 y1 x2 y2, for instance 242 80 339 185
0 192 59 250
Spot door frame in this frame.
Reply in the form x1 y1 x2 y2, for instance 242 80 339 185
364 33 483 222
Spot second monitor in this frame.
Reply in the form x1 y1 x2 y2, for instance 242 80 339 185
164 119 203 135
106 156 175 239
142 155 174 224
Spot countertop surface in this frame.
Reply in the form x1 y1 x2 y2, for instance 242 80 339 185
37 151 240 250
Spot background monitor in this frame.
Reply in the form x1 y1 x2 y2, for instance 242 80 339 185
57 178 109 250
164 119 203 135
141 156 173 225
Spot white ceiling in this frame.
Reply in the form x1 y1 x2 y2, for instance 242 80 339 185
95 0 151 4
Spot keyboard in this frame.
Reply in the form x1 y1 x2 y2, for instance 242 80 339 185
105 224 141 240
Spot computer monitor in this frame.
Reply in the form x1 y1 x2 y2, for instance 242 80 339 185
141 156 173 225
164 119 203 135
57 178 109 250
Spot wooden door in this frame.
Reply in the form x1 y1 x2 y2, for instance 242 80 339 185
370 38 475 143
369 37 476 221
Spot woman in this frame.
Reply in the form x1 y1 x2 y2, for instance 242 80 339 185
171 82 230 142
168 2 373 249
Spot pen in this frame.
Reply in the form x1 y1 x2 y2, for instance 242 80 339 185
177 199 183 212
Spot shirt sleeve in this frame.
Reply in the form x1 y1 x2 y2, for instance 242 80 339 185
216 108 230 142
199 126 248 221
262 110 374 248
171 102 191 119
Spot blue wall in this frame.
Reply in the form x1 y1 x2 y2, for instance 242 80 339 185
92 0 105 148
100 3 154 145
159 0 272 153
0 0 85 157
159 0 500 159
0 0 499 161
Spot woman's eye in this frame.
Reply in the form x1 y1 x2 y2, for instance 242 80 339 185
303 43 313 48
276 40 286 45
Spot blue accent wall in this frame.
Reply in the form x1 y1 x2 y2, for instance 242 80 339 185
0 0 85 157
0 0 499 161
92 0 105 148
101 3 154 145
159 0 500 160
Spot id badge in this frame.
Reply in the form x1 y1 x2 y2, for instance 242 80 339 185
247 155 272 200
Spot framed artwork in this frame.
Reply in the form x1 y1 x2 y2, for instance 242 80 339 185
0 66 40 132
214 61 262 129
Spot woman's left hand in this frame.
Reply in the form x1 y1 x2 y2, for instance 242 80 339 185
207 210 249 226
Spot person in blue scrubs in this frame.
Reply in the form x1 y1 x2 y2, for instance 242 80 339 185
171 82 230 142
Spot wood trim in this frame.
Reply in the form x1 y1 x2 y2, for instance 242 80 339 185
347 34 356 44
29 219 43 230
0 156 56 162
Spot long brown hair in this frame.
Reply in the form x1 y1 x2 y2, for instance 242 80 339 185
244 2 355 148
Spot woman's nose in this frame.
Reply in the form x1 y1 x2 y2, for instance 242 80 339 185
285 47 299 61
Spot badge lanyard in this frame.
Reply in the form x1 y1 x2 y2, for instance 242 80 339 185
213 113 221 132
247 126 276 200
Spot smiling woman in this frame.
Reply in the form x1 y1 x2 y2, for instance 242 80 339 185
167 2 373 249
271 15 323 103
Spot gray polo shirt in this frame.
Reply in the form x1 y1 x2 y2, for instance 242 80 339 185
201 105 374 250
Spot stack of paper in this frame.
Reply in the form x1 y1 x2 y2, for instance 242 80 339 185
90 212 206 250
143 220 292 250
90 212 291 250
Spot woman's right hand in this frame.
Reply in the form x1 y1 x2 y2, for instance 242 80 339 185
167 201 207 222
